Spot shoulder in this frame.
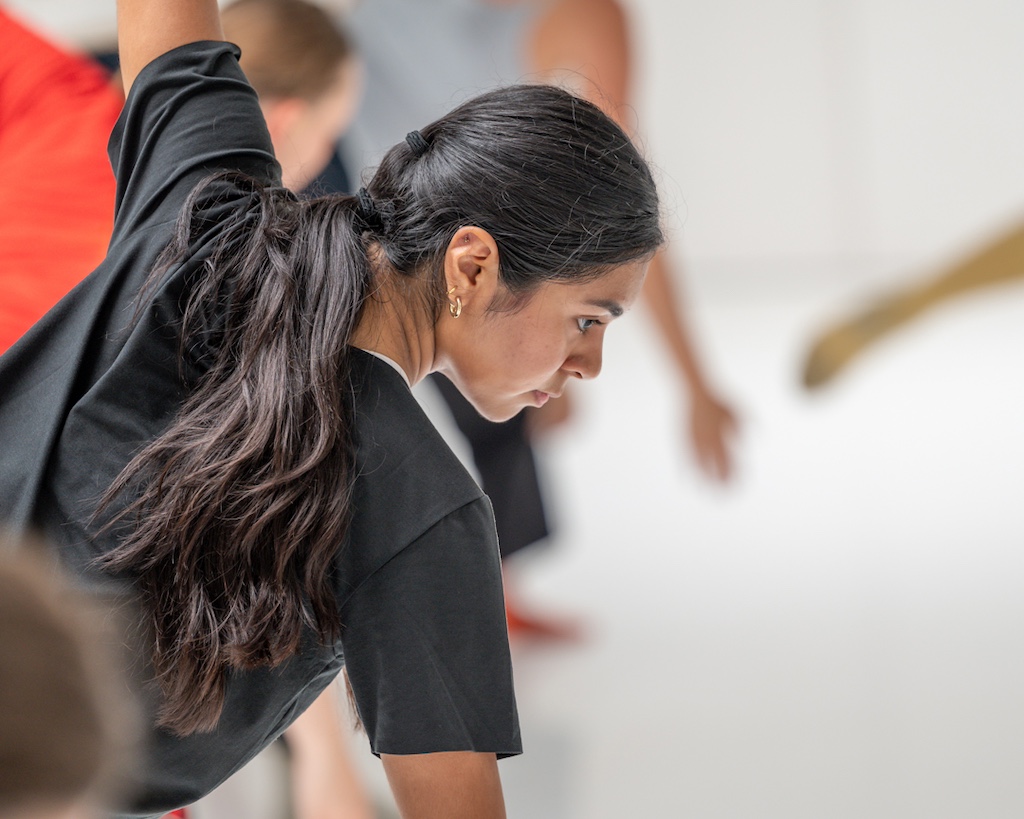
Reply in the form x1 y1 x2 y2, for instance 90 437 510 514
113 39 251 128
349 351 483 510
346 351 489 563
108 40 280 246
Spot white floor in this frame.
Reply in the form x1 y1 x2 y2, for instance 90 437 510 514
194 261 1024 819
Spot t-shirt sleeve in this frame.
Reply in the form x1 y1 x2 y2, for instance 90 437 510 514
340 497 522 758
106 40 280 247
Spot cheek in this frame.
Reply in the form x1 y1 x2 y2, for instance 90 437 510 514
494 323 566 381
475 329 526 381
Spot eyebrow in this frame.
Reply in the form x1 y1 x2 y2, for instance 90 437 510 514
586 299 624 318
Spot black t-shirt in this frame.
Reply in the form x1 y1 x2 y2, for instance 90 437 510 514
0 41 519 817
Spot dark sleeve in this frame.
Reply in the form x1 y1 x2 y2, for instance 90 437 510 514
340 498 522 758
106 40 281 247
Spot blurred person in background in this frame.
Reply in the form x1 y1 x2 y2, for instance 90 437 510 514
0 5 123 354
0 0 362 354
334 0 740 638
220 0 362 196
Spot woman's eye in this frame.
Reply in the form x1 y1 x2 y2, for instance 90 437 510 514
577 318 600 334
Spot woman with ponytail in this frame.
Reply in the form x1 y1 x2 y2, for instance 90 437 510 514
0 0 662 817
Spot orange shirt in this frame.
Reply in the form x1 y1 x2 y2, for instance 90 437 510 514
0 10 123 353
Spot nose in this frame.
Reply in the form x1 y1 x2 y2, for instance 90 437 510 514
563 334 604 380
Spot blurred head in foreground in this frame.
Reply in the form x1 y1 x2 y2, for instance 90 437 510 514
0 537 138 819
221 0 362 192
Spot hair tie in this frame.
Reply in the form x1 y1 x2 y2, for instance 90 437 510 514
405 130 430 158
355 187 378 226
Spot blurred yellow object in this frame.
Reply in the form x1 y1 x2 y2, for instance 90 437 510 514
802 220 1024 389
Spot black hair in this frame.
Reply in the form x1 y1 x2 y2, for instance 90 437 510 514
365 84 663 312
98 82 662 736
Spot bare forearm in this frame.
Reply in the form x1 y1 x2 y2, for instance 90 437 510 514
286 684 374 819
382 752 507 819
642 249 714 398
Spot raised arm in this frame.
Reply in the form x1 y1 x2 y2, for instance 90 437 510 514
117 0 223 95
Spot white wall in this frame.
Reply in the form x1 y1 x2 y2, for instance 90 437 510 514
5 0 116 50
626 0 1024 281
12 0 1024 281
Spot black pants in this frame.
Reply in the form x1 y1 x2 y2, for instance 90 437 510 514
430 374 549 559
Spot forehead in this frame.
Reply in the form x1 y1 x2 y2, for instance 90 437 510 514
541 259 649 311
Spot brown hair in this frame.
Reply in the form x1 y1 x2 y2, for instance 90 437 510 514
220 0 355 101
0 538 138 815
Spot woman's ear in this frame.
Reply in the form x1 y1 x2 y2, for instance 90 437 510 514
444 226 501 304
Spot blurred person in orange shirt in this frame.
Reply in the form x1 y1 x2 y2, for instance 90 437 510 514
0 8 124 354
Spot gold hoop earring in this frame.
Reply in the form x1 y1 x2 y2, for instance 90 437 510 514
447 285 462 318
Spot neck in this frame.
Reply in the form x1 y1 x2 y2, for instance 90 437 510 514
350 274 435 386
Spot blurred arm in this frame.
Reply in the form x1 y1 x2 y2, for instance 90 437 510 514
644 250 738 481
284 682 375 819
528 0 739 481
528 0 631 124
802 219 1024 389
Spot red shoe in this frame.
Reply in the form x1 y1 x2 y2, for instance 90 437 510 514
505 599 585 642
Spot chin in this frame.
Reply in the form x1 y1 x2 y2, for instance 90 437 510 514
464 395 524 424
446 375 527 422
477 404 521 424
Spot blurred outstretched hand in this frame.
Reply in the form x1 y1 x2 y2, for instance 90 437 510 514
687 385 739 483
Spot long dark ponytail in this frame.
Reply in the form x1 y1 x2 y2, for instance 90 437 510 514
97 175 373 735
98 83 662 737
